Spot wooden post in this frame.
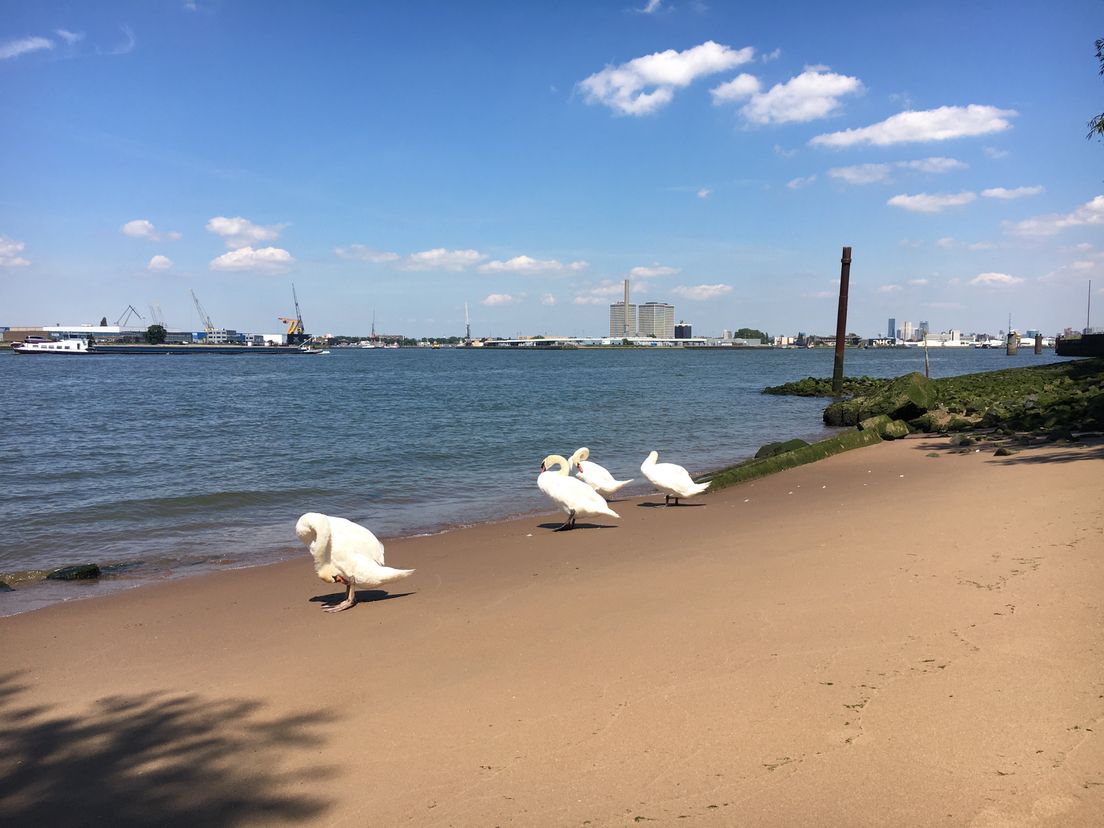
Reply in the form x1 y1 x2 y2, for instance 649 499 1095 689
831 246 852 394
1034 333 1042 355
1006 332 1018 356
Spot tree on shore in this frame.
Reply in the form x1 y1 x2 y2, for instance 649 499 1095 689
1089 38 1104 140
145 324 167 344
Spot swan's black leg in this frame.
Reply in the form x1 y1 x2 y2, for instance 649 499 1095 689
555 510 576 531
664 494 671 506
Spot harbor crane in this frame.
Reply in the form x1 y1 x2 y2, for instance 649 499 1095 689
278 283 309 344
190 289 215 333
115 304 144 326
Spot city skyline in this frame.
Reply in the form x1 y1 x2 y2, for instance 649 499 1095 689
2 2 1102 338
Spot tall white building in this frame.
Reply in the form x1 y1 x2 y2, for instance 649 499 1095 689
637 302 675 338
901 320 914 341
609 302 637 337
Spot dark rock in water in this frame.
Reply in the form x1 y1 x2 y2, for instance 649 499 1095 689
46 564 101 581
882 420 911 440
0 581 13 592
754 438 810 459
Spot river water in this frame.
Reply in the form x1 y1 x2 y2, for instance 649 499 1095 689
0 345 1070 615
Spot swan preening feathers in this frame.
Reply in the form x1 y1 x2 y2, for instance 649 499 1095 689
640 450 711 505
538 454 620 530
569 447 634 498
295 512 414 612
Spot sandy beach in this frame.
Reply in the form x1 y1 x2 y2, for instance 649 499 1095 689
2 436 1102 827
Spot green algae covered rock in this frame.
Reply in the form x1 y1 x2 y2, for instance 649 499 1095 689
882 419 911 439
824 372 938 427
705 429 883 492
754 438 810 459
859 414 893 433
46 564 101 581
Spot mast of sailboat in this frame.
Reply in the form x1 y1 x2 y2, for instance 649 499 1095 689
371 309 376 340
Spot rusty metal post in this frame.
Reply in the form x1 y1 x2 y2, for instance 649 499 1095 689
1034 333 1042 355
831 246 852 393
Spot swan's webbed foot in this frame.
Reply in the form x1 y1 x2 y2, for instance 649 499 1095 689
555 511 576 531
323 582 357 612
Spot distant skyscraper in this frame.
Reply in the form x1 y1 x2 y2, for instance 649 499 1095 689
609 278 636 337
638 302 675 338
888 317 896 339
919 320 929 338
902 320 914 341
675 322 692 339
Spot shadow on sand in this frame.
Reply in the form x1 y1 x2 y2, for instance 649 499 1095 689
0 671 335 827
309 589 414 606
636 501 707 508
918 436 1104 466
536 521 618 531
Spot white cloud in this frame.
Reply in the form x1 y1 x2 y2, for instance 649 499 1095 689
122 219 181 242
898 156 966 174
636 0 663 13
672 283 733 300
984 146 1010 160
715 68 863 124
477 255 586 274
828 163 891 185
981 186 1044 200
55 29 84 44
970 272 1023 286
968 241 996 250
787 175 816 190
540 293 557 305
0 235 31 267
0 36 53 60
573 283 626 304
401 248 486 271
578 41 755 116
899 239 923 249
206 216 284 249
773 144 798 158
877 284 902 293
697 187 712 199
710 73 761 104
810 105 1016 148
209 246 294 273
887 191 977 213
629 264 679 278
108 25 135 56
1075 242 1094 252
936 237 957 249
1071 260 1096 270
335 244 400 263
147 255 173 271
761 48 781 63
481 293 518 306
907 278 929 286
1008 195 1104 236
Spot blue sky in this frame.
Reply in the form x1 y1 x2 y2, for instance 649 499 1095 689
2 0 1102 338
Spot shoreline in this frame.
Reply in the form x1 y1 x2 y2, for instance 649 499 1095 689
2 435 1101 825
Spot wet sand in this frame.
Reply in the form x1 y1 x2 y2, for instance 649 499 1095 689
1 437 1102 826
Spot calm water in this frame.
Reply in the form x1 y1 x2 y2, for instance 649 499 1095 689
0 346 1071 614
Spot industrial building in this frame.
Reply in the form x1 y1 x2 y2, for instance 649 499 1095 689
637 302 675 338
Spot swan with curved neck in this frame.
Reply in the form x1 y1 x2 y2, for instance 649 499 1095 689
538 454 620 530
295 512 414 612
568 447 633 497
640 450 710 506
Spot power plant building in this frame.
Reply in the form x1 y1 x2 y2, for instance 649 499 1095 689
609 302 637 337
637 302 675 338
674 322 692 339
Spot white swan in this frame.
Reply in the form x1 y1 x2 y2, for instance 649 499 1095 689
568 447 634 497
640 451 710 506
538 454 620 530
295 512 414 612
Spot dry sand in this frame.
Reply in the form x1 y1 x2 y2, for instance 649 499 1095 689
1 437 1102 827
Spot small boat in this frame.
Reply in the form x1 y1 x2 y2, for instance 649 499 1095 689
12 337 93 355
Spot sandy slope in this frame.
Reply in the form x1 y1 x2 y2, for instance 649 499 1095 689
1 437 1102 827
